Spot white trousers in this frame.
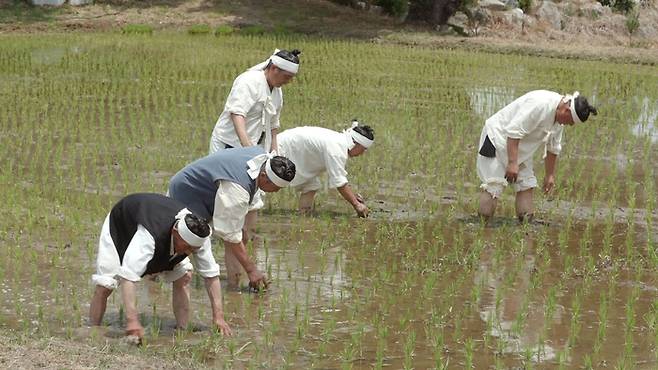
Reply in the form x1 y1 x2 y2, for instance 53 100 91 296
91 214 193 289
477 129 537 199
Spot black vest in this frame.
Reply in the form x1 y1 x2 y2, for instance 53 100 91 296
109 193 188 276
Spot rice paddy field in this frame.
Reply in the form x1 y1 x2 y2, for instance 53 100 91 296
1 32 658 369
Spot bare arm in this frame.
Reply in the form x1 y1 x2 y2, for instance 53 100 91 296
203 276 232 335
505 137 521 183
543 152 558 194
223 240 267 289
270 127 278 153
119 278 144 338
337 183 368 217
231 114 253 147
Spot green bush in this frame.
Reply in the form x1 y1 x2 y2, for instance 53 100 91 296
273 24 292 35
187 24 211 35
518 0 533 13
597 0 635 13
625 10 640 36
613 0 635 13
214 25 234 36
121 24 153 35
376 0 409 17
240 25 266 36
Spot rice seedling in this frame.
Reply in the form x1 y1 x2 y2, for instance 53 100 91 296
0 31 657 368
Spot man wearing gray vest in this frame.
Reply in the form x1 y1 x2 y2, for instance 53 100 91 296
168 146 296 290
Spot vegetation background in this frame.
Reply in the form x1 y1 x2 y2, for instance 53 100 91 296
1 0 657 368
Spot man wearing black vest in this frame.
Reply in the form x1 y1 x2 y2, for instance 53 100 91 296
89 193 232 341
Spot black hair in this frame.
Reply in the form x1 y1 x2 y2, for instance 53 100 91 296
574 95 598 122
275 49 301 64
353 125 374 140
269 156 296 182
184 213 211 238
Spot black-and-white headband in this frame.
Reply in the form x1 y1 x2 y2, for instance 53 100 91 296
349 120 374 148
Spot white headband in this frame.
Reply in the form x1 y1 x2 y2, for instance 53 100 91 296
247 49 299 74
246 152 292 188
174 208 209 248
265 157 291 188
349 120 374 148
569 91 583 124
271 54 299 74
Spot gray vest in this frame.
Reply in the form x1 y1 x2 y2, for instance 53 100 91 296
168 146 265 220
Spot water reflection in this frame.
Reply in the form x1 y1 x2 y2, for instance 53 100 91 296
475 233 560 363
30 46 83 65
631 96 658 143
468 86 517 119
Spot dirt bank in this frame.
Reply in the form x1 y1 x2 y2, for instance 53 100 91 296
1 0 657 64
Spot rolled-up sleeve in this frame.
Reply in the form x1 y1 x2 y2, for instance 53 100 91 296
504 105 542 139
118 225 155 282
212 180 250 243
190 238 220 278
271 110 281 130
547 127 564 155
224 77 257 117
271 92 282 129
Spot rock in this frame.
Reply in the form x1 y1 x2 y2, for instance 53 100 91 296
448 11 469 29
369 4 384 15
638 23 657 39
69 0 93 5
355 1 367 10
536 1 562 29
504 0 519 9
435 24 459 36
579 1 606 18
30 0 65 5
479 0 508 11
502 8 525 25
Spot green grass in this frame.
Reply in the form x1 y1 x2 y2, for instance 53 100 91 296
0 32 657 367
122 23 154 34
187 23 211 35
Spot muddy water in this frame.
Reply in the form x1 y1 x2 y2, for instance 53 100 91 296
3 35 658 368
3 196 658 369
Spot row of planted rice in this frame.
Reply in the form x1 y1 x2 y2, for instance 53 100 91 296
1 32 657 368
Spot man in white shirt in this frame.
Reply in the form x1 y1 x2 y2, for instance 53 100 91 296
89 193 232 342
209 48 301 253
210 48 301 154
477 90 598 222
278 121 374 217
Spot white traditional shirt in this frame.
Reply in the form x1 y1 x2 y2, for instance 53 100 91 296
211 70 283 150
484 90 564 165
118 225 220 282
212 180 250 244
278 126 351 189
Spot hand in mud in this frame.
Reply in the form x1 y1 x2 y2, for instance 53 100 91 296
354 202 369 218
247 269 269 292
213 318 233 336
505 163 519 183
125 321 144 344
543 175 555 194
